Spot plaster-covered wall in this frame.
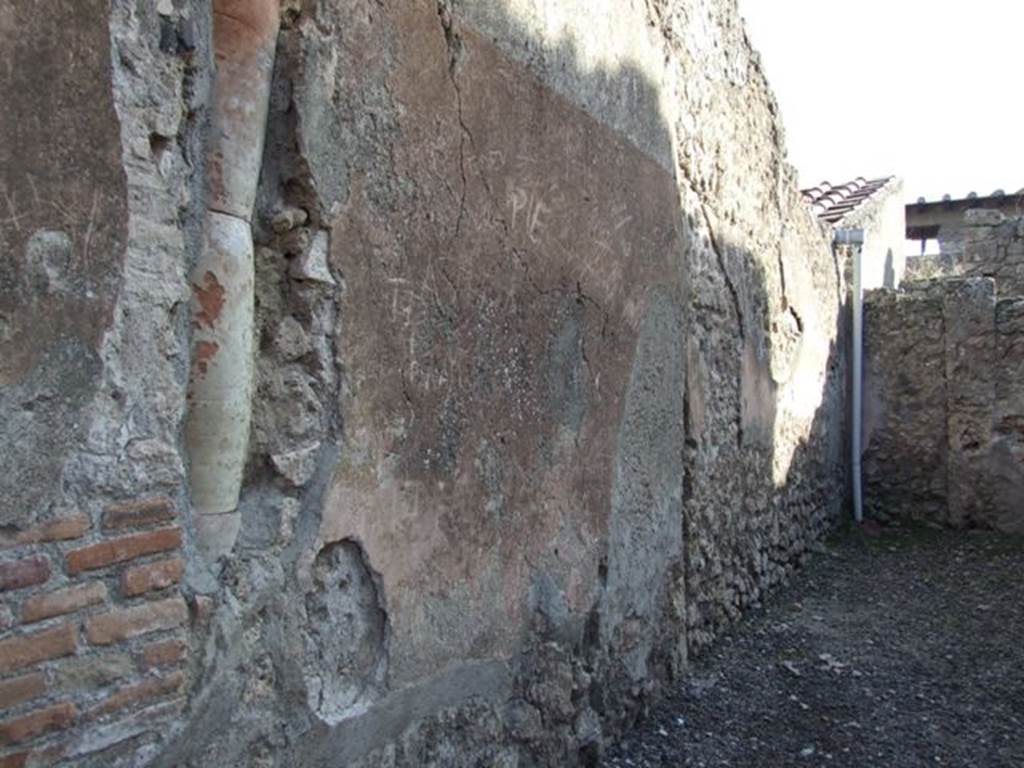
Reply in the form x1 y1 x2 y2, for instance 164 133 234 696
834 178 906 291
0 1 847 765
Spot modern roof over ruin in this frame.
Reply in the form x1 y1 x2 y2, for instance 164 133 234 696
801 177 894 225
906 188 1024 213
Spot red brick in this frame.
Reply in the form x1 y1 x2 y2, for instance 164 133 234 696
0 702 76 746
21 581 108 625
140 638 186 670
0 625 76 673
65 528 182 575
84 597 188 646
120 557 183 598
0 558 50 593
0 743 65 768
87 670 184 719
0 673 46 712
101 497 175 531
0 515 90 550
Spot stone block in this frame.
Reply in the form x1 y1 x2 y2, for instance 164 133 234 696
193 512 241 561
270 206 308 234
289 230 335 285
270 443 320 487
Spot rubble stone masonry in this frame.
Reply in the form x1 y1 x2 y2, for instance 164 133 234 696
864 278 1024 533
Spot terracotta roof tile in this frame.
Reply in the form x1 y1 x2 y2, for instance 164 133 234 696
801 176 893 224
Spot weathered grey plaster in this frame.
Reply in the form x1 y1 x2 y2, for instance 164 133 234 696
0 0 127 526
603 290 685 682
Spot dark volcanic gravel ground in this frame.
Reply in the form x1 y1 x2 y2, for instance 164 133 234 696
603 523 1024 768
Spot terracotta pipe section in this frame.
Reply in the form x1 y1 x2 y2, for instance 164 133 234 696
185 0 279 560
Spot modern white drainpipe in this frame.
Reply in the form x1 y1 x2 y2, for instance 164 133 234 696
835 228 865 523
185 0 280 560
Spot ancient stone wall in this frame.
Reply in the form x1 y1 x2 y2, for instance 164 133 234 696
864 278 1024 533
0 1 847 765
959 212 1024 296
905 210 1024 294
645 1 848 654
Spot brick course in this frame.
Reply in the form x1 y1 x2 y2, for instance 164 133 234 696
0 516 90 550
84 597 188 646
21 582 108 625
87 671 184 719
54 652 133 692
140 638 186 670
120 558 183 597
101 497 175 531
0 625 76 673
65 528 182 576
0 500 187 759
0 673 46 712
0 558 50 593
0 702 76 746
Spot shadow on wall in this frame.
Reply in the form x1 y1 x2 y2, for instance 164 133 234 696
682 219 850 654
152 1 849 766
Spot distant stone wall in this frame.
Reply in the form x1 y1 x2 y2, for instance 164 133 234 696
961 212 1024 296
905 211 1024 295
992 297 1024 526
862 286 948 519
864 278 1024 532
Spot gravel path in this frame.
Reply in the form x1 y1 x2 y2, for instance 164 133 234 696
603 523 1024 768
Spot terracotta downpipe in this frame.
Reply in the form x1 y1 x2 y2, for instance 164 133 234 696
185 0 279 559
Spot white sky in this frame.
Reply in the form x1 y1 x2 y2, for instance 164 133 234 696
738 1 1022 203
